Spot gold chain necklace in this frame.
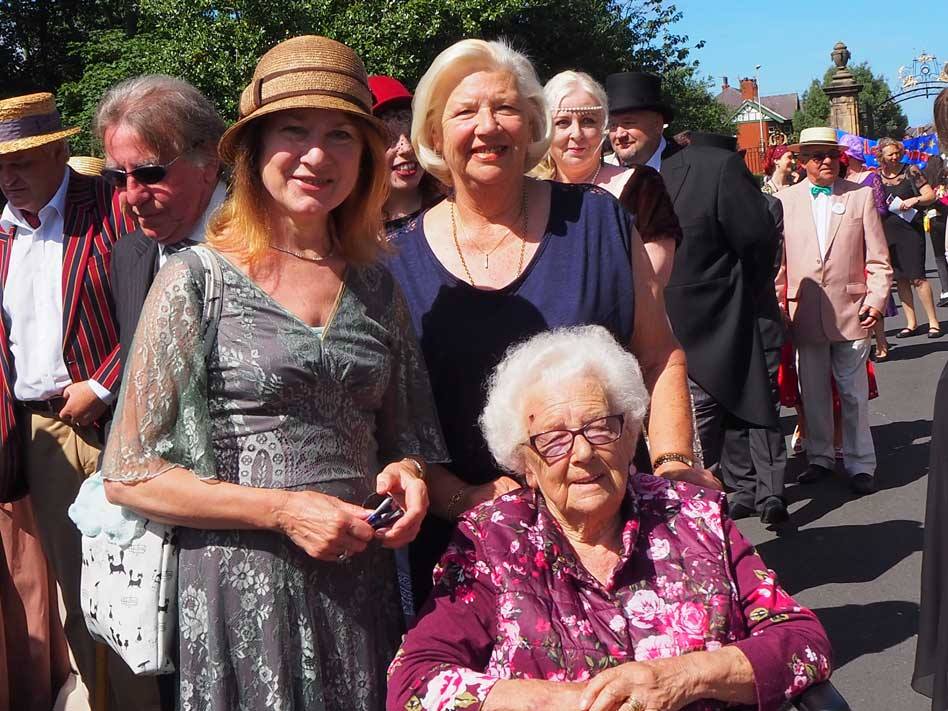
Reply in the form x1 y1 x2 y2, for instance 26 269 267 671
270 224 337 263
451 185 528 287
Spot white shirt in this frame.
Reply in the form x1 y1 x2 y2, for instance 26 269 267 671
808 181 832 258
0 169 111 402
156 181 226 269
645 137 667 172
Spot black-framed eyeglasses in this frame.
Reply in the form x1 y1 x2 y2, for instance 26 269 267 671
102 153 185 188
802 150 841 163
528 414 625 461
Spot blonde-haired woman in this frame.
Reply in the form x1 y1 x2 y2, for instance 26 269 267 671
533 70 681 285
387 39 710 610
102 36 447 709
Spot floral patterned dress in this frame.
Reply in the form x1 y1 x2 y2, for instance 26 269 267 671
102 249 447 711
387 473 831 711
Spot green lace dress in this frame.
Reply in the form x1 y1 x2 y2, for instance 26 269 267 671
102 248 448 711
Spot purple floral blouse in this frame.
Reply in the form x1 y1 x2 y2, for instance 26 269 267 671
388 473 831 711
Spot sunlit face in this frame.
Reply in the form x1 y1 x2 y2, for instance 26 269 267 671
437 70 532 186
607 109 664 165
103 123 218 246
380 107 423 192
258 108 364 224
550 89 605 177
880 145 904 170
0 142 67 214
520 375 636 529
775 150 796 175
801 148 840 186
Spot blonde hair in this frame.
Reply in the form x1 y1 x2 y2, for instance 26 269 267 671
411 38 551 185
208 111 389 268
532 70 609 180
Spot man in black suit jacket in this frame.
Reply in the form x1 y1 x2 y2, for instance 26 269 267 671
606 73 779 489
95 76 226 381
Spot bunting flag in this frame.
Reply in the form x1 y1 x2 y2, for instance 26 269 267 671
836 129 942 168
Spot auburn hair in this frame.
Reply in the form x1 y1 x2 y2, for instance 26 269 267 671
208 113 390 269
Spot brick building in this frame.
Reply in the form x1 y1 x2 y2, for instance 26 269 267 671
716 77 799 174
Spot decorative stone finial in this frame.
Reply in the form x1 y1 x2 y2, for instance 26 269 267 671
831 41 851 70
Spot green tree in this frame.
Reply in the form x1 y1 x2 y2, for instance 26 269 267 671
792 62 908 140
39 0 727 154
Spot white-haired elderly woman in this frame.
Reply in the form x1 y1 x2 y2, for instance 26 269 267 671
532 70 682 284
388 326 832 711
386 38 714 610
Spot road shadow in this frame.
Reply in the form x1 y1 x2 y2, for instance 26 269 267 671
811 600 919 669
754 519 923 596
878 340 948 362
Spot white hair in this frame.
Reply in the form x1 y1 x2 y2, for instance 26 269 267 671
544 70 609 136
411 38 552 185
480 325 650 475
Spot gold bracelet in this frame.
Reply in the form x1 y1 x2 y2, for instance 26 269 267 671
446 485 469 521
652 452 695 470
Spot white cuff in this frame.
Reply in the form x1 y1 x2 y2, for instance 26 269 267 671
87 379 116 405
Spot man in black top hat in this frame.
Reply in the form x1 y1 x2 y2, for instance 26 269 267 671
606 71 784 522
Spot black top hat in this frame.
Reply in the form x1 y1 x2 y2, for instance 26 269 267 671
605 72 674 122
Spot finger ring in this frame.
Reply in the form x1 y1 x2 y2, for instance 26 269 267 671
620 699 645 711
336 550 349 562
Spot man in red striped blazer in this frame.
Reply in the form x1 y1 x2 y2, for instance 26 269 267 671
0 92 138 708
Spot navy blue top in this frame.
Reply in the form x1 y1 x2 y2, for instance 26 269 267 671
387 181 636 604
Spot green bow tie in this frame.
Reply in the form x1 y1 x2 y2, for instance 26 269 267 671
810 185 832 197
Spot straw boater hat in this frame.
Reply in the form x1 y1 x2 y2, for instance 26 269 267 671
219 35 385 163
67 156 106 176
788 126 846 154
0 92 80 155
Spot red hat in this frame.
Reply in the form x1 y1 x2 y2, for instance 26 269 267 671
368 75 412 114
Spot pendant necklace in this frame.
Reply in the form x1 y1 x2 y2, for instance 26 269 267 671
451 185 529 286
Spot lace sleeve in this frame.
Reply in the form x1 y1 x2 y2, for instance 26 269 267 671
101 255 217 482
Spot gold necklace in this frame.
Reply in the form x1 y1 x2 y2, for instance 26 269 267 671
451 185 528 286
269 243 336 263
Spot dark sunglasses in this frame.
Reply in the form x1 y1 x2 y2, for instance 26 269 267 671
102 153 184 188
802 150 841 163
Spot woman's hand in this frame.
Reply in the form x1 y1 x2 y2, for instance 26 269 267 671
465 475 521 510
579 658 695 711
655 463 723 492
274 490 376 562
900 197 918 211
374 459 429 548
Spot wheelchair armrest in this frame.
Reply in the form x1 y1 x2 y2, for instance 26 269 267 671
791 680 851 711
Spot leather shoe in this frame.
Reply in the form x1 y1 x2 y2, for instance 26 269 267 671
850 473 876 495
728 502 756 520
797 463 833 484
760 496 789 525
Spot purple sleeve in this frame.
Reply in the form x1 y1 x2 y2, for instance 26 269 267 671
386 520 500 711
725 518 832 710
865 173 888 216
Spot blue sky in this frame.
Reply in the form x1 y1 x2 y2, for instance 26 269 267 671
670 0 948 129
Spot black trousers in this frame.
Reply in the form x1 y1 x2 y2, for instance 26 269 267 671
718 343 787 509
930 216 948 296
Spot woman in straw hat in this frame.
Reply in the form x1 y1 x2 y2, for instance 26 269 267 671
101 35 447 709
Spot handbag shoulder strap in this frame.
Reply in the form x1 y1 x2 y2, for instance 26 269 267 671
190 245 224 361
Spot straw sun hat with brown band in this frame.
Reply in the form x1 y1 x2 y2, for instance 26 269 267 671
218 35 386 163
0 93 80 155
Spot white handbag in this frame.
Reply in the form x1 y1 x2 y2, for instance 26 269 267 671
69 246 224 675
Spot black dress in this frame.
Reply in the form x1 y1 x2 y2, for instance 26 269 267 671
914 360 948 709
881 165 928 280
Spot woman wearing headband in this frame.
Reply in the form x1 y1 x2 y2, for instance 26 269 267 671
533 70 682 285
101 36 447 709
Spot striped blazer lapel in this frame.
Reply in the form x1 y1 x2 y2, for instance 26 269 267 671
61 175 96 345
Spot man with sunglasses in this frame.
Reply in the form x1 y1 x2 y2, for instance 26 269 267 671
0 91 138 708
95 75 226 379
776 127 892 495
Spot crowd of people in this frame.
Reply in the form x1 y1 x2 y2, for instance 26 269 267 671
1 29 947 711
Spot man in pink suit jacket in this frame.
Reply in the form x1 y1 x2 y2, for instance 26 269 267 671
776 127 892 495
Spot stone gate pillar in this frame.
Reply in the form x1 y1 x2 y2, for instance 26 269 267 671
824 41 863 135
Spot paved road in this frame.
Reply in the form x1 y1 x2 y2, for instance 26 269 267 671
736 245 947 710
